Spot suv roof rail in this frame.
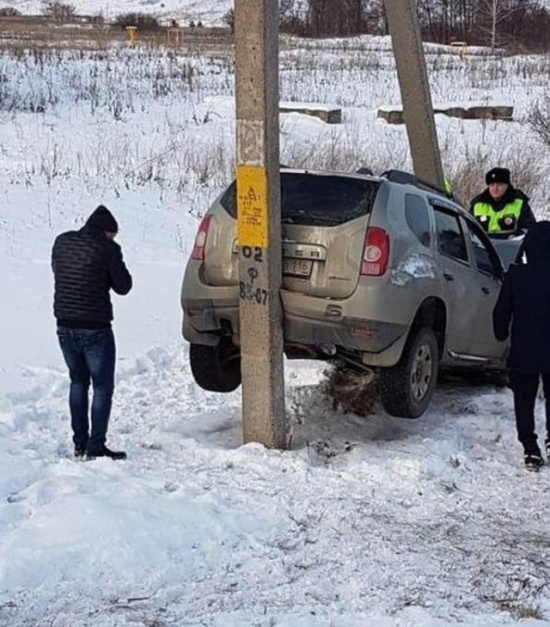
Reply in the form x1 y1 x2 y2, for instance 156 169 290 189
381 169 453 200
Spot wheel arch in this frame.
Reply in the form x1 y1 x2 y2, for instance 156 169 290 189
410 297 446 360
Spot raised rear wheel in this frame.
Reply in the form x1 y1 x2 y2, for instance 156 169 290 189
189 339 241 393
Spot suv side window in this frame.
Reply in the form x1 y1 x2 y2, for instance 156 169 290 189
434 209 469 264
466 220 502 278
405 194 431 247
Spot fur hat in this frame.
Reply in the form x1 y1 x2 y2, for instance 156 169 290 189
485 167 511 186
86 205 118 234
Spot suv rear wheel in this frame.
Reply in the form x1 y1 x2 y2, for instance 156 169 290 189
189 339 241 393
379 327 439 418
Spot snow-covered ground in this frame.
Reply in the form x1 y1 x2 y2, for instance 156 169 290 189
0 0 232 25
2 36 550 626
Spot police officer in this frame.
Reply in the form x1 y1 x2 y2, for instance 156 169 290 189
470 167 536 238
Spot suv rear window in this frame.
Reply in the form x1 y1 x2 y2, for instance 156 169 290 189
220 172 380 226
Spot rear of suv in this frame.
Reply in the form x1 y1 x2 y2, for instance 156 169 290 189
181 168 509 418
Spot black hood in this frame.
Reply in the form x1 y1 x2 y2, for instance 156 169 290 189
85 205 118 234
524 221 550 263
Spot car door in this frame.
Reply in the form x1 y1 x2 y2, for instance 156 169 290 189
464 220 509 363
433 206 481 360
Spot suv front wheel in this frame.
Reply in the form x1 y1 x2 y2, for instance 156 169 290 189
189 339 241 393
379 327 439 419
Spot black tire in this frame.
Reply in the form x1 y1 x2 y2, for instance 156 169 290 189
379 327 439 419
189 340 241 393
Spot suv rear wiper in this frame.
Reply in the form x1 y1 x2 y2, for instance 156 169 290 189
282 214 339 226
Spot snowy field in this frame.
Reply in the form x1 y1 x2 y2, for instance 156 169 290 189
2 35 550 626
0 0 233 25
1 0 549 26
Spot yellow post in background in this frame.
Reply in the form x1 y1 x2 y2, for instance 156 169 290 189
450 41 468 61
167 28 183 46
125 26 138 48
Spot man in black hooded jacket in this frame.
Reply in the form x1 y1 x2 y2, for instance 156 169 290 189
493 221 550 471
52 205 132 460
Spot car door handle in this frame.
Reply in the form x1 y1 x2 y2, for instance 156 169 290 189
481 287 490 295
443 272 454 281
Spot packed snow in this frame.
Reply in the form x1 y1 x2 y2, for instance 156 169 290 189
390 254 436 286
2 34 550 627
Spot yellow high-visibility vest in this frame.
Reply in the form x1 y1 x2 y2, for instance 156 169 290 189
472 198 523 234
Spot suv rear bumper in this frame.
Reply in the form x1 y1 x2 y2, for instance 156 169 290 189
283 312 406 354
183 295 407 363
182 297 238 346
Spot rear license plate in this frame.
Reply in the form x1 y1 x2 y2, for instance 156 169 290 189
283 258 313 278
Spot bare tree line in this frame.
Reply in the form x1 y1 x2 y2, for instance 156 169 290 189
277 0 550 51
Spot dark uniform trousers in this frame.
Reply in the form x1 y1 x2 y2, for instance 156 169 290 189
511 371 550 451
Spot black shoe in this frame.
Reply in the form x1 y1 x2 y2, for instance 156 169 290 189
545 439 550 456
74 446 86 458
86 446 127 461
524 452 544 471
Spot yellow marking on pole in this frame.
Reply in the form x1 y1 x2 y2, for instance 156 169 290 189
237 165 269 248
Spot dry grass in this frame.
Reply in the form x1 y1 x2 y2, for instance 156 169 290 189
445 145 546 208
2 17 549 210
0 15 233 52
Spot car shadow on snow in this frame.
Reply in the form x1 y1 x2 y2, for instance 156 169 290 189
176 368 510 456
285 369 511 454
286 380 436 451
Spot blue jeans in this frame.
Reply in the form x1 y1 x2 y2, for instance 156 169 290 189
57 328 116 453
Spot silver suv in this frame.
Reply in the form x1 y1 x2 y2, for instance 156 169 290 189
181 168 513 418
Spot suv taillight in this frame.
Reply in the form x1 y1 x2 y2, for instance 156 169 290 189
191 216 212 260
361 227 390 276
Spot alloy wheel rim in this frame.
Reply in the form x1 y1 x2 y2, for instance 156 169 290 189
410 344 433 401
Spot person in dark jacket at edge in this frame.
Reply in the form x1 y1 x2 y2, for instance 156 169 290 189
52 206 132 460
493 221 550 471
470 167 536 239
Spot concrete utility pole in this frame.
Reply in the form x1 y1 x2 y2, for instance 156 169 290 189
384 0 445 189
234 0 286 448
